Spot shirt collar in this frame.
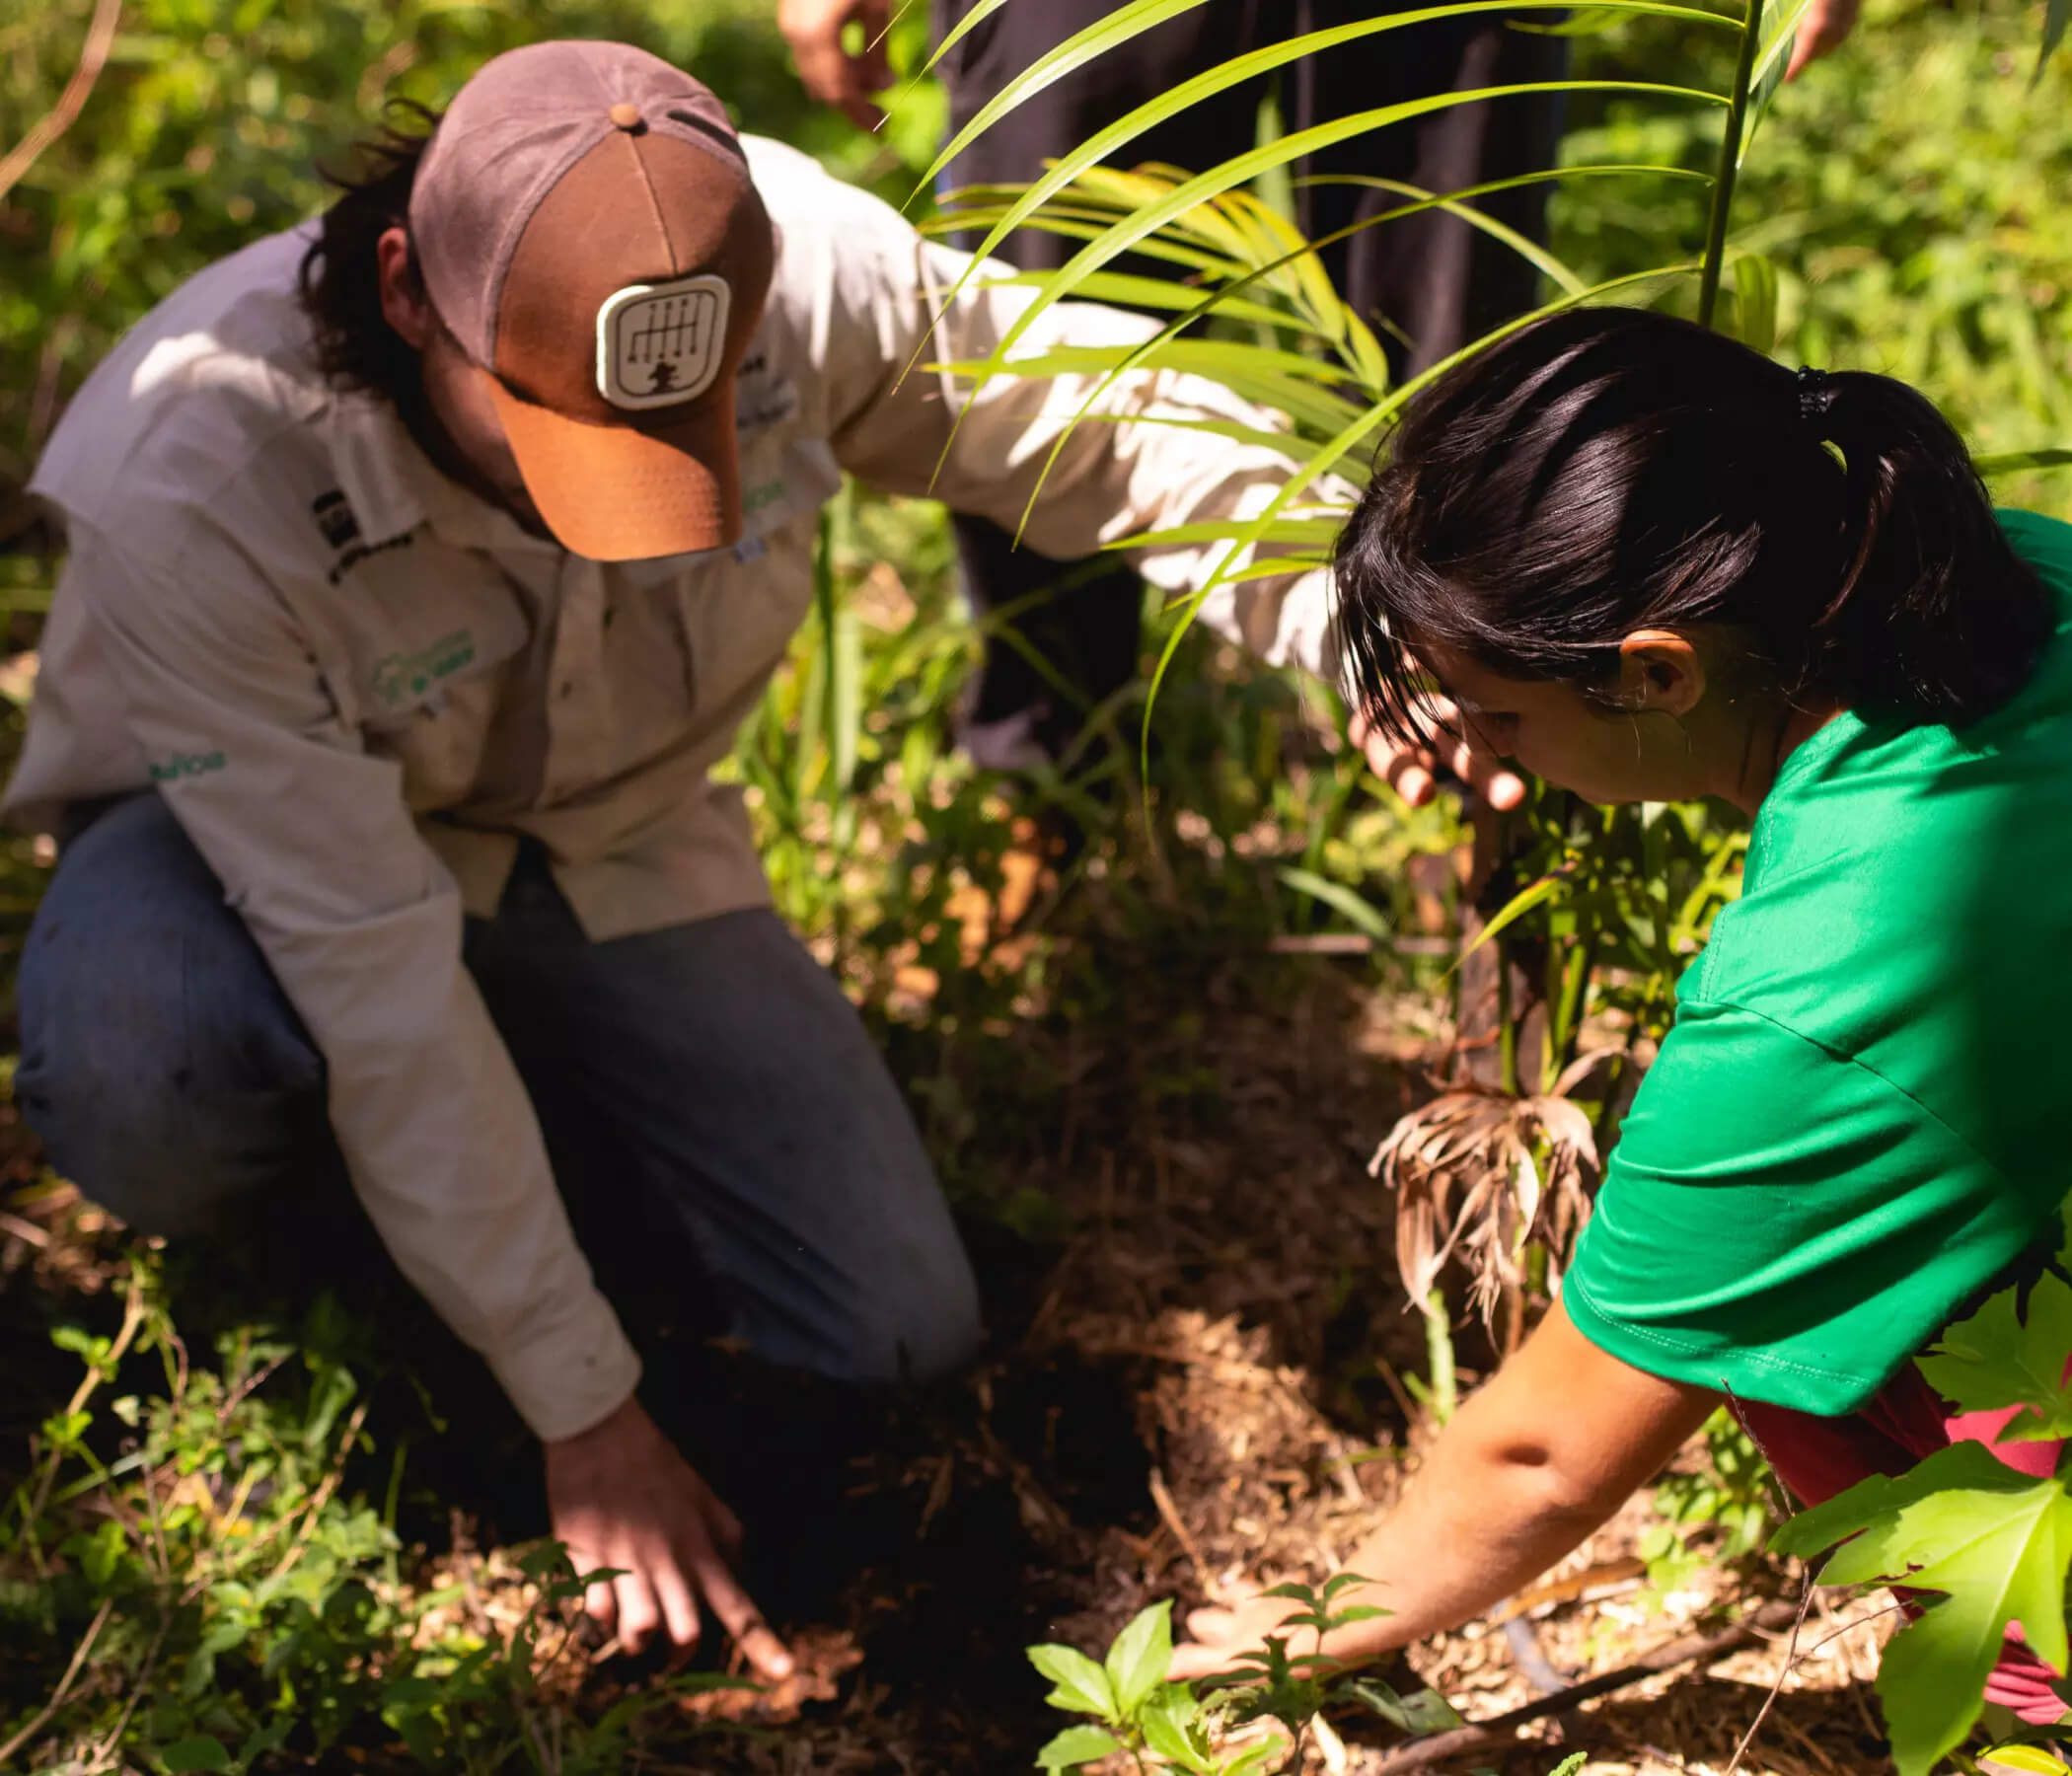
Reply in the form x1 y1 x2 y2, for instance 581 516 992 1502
326 391 562 557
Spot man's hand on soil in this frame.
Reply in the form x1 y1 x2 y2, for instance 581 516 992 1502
1352 703 1527 812
778 0 893 129
544 1394 795 1680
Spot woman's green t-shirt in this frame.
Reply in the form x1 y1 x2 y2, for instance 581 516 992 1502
1564 509 2072 1415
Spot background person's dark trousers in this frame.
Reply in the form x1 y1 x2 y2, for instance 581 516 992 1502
930 0 1570 773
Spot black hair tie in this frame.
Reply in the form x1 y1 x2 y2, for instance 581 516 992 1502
1797 364 1837 427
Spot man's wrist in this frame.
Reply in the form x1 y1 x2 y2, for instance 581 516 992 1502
542 1387 642 1451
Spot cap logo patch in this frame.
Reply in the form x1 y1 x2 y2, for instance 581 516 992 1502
596 274 731 410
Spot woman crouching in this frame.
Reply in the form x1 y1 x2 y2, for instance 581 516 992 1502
1172 306 2072 1734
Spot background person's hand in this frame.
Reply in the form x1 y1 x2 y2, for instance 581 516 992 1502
1785 0 1862 79
544 1394 795 1680
778 0 893 129
1352 704 1527 812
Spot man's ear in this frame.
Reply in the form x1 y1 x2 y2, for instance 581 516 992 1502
1616 629 1706 717
376 226 434 350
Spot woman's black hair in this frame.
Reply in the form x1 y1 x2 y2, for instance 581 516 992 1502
1336 306 2054 740
298 102 443 407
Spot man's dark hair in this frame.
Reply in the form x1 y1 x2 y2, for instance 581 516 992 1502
298 102 442 407
1336 307 2054 741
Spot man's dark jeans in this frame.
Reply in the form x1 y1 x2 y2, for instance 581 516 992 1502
15 792 983 1398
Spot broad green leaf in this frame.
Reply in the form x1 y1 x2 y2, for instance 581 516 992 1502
1915 1271 2072 1442
1104 1599 1174 1719
1035 1724 1125 1773
1218 1742 1285 1776
1029 1642 1117 1720
1140 1688 1215 1772
1775 1443 2072 1776
1978 1747 2072 1774
160 1738 232 1773
1393 1687 1466 1734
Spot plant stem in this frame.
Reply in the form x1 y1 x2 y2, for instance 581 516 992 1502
1422 1290 1458 1424
1696 0 1767 329
1495 940 1519 1097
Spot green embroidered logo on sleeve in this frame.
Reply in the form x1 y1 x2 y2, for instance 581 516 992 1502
148 750 226 782
371 629 477 710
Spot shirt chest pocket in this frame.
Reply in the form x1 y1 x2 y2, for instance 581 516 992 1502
345 576 534 810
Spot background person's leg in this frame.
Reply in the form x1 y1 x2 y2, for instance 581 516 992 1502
930 0 1265 777
15 791 348 1240
1302 0 1571 376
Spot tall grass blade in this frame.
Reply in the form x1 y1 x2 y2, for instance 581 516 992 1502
1738 0 1814 164
1303 174 1593 296
921 0 1211 202
921 2 1734 283
1278 867 1393 941
1134 258 1702 777
1975 446 2072 476
962 82 1722 387
2038 0 2069 82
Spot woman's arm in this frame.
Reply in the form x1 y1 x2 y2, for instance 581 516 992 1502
1170 1302 1720 1678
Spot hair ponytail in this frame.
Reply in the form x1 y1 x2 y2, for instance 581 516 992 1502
1810 370 2053 725
1336 308 2054 742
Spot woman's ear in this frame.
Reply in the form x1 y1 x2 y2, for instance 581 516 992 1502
376 226 435 350
1616 629 1707 717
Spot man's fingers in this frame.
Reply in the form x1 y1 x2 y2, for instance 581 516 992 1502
651 1561 704 1659
614 1569 664 1658
1184 1604 1240 1643
1443 737 1529 812
693 1548 795 1681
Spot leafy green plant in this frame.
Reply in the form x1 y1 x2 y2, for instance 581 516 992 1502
0 1262 750 1773
1772 1220 2072 1775
1639 1407 1776 1600
1028 1579 1462 1775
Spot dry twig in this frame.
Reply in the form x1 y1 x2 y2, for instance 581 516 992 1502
0 1594 114 1767
1364 1597 1805 1771
0 0 123 205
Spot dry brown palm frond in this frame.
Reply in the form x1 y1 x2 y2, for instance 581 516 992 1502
1369 1086 1601 1342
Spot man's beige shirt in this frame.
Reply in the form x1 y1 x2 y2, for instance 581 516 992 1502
8 136 1338 1441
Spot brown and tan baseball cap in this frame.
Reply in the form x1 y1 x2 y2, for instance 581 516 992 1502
409 40 776 561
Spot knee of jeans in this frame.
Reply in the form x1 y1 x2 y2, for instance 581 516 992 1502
849 1240 984 1386
17 925 327 1238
